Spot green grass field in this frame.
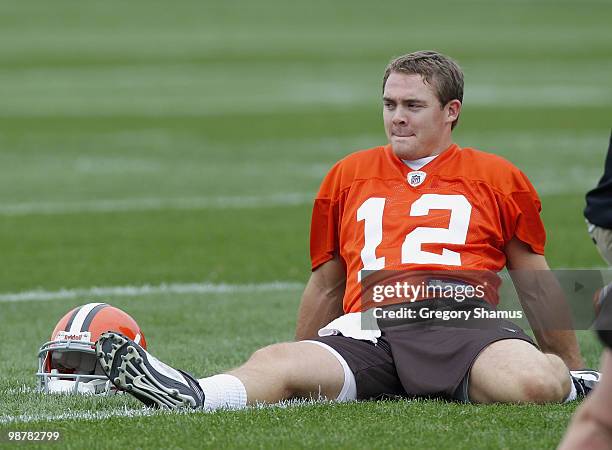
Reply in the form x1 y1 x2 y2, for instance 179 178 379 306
1 0 611 448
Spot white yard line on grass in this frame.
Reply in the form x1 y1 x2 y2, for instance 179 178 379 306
0 408 196 425
0 281 304 303
0 400 321 424
4 385 39 395
0 192 313 217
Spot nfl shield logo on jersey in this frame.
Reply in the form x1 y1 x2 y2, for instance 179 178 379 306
407 171 427 187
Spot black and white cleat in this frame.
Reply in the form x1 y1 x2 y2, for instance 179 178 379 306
96 332 205 409
570 369 601 398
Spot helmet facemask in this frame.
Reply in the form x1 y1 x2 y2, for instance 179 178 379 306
37 338 115 395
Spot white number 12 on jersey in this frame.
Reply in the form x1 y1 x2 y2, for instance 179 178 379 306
356 194 472 278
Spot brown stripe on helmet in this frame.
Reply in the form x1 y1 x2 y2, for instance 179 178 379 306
64 306 82 331
80 303 109 332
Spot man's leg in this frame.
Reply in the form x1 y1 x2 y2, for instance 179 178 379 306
223 341 346 404
97 333 347 409
468 339 571 403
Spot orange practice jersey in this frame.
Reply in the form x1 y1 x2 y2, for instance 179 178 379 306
310 143 546 313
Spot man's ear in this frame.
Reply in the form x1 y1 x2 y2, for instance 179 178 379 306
446 99 462 124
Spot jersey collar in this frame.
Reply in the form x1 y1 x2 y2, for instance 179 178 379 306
384 143 460 177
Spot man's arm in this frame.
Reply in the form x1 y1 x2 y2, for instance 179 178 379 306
295 255 346 341
505 237 586 369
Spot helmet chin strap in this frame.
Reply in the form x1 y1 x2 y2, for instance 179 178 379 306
46 377 114 395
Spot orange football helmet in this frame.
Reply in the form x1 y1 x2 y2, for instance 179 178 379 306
37 302 147 395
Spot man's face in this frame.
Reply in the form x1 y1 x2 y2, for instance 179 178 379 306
383 72 459 160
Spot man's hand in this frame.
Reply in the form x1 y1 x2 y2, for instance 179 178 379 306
295 255 346 341
505 237 586 369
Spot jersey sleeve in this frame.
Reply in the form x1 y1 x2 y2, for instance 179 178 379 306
500 169 546 254
310 161 345 270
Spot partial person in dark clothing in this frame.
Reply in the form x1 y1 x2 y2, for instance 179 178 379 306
585 130 612 265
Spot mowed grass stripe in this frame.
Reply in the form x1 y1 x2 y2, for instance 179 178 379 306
0 206 312 293
0 281 304 303
0 193 313 217
0 85 609 117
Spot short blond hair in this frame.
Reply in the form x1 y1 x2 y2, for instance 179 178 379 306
382 51 464 129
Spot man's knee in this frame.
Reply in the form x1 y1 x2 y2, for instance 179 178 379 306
248 342 295 366
470 340 570 404
514 368 567 403
508 353 569 403
243 341 345 399
240 343 297 396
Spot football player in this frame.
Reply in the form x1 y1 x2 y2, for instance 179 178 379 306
97 51 599 410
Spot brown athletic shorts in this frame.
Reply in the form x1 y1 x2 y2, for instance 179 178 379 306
313 299 536 402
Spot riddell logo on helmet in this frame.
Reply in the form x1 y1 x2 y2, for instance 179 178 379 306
54 331 91 343
63 334 85 340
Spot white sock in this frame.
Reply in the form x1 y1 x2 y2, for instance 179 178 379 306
564 375 577 403
197 374 247 411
